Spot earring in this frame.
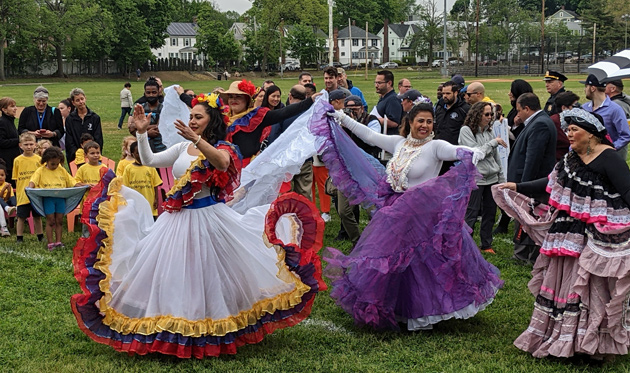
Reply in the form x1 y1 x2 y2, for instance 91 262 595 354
586 139 592 156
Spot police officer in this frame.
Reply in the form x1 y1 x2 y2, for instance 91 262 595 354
543 70 567 116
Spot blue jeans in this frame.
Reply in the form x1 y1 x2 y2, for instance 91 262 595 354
0 196 16 209
118 107 132 129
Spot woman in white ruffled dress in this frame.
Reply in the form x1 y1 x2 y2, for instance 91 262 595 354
71 94 326 358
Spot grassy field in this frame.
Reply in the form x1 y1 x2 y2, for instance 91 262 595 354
0 72 628 372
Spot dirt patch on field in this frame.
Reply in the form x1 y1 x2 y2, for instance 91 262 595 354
139 71 218 82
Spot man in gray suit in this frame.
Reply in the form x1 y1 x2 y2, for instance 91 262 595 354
507 93 557 264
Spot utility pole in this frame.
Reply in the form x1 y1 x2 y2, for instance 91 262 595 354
592 23 596 64
474 0 480 77
540 0 545 74
441 0 448 77
328 0 333 65
349 18 352 68
623 14 629 50
365 22 369 79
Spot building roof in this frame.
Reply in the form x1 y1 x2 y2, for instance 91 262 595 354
386 24 410 38
167 22 197 36
338 25 378 39
549 8 580 20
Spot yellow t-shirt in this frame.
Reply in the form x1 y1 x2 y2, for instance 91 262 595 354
13 154 42 206
122 164 162 216
75 163 107 185
75 148 103 166
75 148 85 165
0 181 13 202
116 158 134 177
30 166 77 189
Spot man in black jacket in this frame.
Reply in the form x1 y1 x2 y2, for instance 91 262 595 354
508 92 557 264
65 88 103 163
434 80 470 145
434 80 469 174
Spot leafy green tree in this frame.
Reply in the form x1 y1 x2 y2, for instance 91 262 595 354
333 0 415 32
195 2 240 69
408 0 442 64
37 0 113 77
285 23 325 68
0 0 38 80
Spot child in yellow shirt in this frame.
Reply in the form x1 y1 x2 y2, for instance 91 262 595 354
36 139 52 156
122 141 162 217
116 136 136 176
75 133 98 168
0 159 16 236
13 133 43 242
74 141 107 237
29 146 83 250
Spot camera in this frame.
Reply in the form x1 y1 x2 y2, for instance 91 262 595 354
343 108 353 116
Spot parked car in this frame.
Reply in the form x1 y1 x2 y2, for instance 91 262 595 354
378 61 398 69
319 62 343 70
579 54 593 62
431 59 444 67
281 62 300 71
448 58 463 66
342 62 360 69
479 60 498 66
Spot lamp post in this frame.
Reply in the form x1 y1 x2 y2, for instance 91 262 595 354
328 0 334 65
623 14 630 50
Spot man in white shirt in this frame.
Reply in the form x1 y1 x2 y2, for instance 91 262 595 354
118 82 133 130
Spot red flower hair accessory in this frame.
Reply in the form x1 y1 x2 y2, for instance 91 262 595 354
237 79 256 97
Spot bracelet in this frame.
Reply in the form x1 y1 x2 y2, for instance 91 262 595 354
193 135 202 148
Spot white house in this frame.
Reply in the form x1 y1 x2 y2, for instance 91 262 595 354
336 25 381 65
547 7 584 36
151 22 202 62
376 23 419 62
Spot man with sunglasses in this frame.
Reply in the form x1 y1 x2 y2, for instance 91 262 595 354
464 82 493 105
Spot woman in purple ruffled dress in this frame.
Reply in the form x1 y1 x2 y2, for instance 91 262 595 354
493 108 630 359
320 102 503 331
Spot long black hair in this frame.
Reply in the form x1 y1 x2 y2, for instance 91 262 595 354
261 85 282 110
196 101 227 146
400 103 434 137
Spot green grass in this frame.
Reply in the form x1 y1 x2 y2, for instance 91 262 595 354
0 74 628 372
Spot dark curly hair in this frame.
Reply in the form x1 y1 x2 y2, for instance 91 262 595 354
463 102 493 134
400 103 434 137
41 146 65 165
195 101 227 146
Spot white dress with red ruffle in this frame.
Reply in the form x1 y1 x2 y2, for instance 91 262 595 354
71 133 326 358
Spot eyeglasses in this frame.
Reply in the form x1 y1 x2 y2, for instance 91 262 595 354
374 81 386 85
483 113 493 117
465 92 479 97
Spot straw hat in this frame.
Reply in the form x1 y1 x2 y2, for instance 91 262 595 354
220 79 256 101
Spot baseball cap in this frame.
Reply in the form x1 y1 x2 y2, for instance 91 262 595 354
398 89 422 101
344 95 363 106
579 74 606 87
329 89 346 101
451 74 465 86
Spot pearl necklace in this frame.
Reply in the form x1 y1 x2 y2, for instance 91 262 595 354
386 133 434 192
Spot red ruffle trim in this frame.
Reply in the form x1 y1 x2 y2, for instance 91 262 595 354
265 193 327 291
163 144 242 212
225 107 270 143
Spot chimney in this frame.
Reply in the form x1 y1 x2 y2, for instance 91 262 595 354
352 20 356 26
192 16 197 24
333 27 339 62
383 19 389 63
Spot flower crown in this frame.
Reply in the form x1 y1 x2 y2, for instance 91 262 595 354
238 79 256 97
191 93 230 124
412 95 433 106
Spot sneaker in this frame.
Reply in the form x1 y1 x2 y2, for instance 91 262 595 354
492 226 508 235
5 206 16 216
321 213 331 222
54 242 64 248
334 232 349 241
0 226 9 237
47 243 56 251
482 248 496 254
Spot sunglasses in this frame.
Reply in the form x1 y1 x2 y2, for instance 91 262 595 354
483 113 493 117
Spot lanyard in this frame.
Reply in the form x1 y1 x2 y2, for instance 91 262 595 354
37 110 46 129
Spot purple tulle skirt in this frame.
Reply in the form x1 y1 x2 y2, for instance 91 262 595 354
324 159 504 331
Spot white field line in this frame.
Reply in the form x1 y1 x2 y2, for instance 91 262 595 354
0 246 72 270
299 318 353 334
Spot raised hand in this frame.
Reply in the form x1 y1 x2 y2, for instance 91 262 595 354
132 104 151 134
